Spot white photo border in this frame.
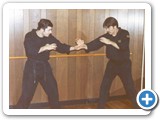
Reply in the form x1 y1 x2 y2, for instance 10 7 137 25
3 2 151 115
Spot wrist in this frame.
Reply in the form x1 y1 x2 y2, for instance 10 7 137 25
39 46 46 53
70 46 75 51
84 44 88 50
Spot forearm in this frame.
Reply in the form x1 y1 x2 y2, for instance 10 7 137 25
110 41 120 49
38 43 57 53
38 46 47 53
70 44 88 51
86 40 103 52
70 46 75 51
79 44 88 50
100 37 119 50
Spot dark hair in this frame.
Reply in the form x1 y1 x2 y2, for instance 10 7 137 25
103 17 118 28
37 19 53 30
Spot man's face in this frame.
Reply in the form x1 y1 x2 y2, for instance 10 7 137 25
104 26 116 36
42 26 52 37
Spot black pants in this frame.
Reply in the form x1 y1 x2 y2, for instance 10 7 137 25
97 60 139 108
15 59 60 109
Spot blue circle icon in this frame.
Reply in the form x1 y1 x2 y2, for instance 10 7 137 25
136 89 158 110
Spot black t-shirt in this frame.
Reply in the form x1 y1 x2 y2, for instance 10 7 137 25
86 28 130 62
24 29 71 61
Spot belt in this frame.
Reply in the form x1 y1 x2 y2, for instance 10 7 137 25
28 58 47 83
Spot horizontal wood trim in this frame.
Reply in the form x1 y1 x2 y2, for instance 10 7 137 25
9 53 106 60
9 53 133 60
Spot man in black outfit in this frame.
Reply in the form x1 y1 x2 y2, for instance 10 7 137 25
16 19 78 109
76 17 139 109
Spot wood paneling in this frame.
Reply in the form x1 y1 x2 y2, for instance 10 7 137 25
68 10 77 100
9 9 144 105
56 10 69 100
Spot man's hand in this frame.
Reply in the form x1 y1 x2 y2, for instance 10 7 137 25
74 38 87 50
76 38 84 46
39 43 57 53
45 43 57 50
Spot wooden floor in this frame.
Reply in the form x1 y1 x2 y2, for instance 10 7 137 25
10 97 136 109
62 98 134 109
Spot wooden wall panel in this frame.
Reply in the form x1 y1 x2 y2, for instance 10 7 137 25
9 9 15 57
23 10 30 42
67 10 77 100
47 9 57 78
75 9 83 99
9 9 15 105
86 10 95 98
92 10 106 98
56 10 69 100
9 9 144 106
76 9 90 99
29 9 41 30
132 9 144 81
9 60 25 105
14 9 24 56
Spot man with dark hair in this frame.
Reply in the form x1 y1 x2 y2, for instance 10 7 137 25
15 19 78 109
76 17 139 109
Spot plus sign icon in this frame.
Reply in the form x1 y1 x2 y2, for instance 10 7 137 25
137 89 158 110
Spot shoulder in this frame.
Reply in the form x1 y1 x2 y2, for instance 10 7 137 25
48 34 56 39
24 30 37 44
100 33 111 38
119 28 130 39
25 29 36 38
119 28 129 35
47 34 59 44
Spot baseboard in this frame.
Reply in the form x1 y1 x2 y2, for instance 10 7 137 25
9 94 128 109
